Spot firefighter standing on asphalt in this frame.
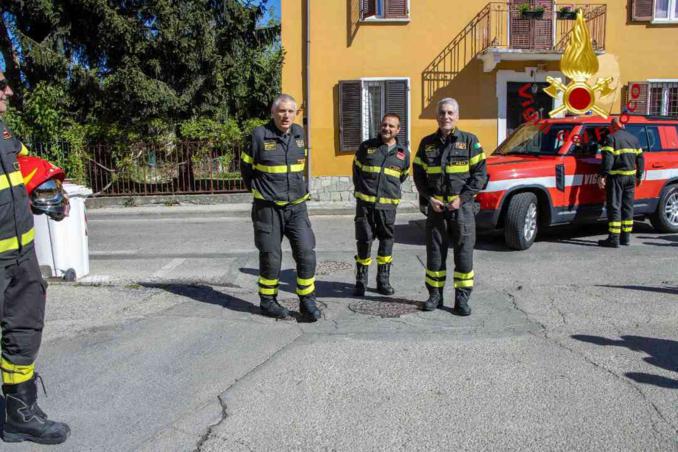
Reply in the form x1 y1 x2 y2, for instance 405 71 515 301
413 98 487 316
597 117 644 247
0 72 70 444
352 114 410 296
240 94 321 321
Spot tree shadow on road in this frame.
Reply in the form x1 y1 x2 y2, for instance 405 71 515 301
571 334 678 389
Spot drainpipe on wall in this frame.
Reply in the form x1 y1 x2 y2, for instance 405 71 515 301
304 0 312 192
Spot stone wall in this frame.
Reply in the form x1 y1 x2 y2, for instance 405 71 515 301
310 177 418 203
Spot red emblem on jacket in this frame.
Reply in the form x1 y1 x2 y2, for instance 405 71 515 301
396 150 405 160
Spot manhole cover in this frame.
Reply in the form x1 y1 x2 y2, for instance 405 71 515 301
349 298 421 318
316 261 353 275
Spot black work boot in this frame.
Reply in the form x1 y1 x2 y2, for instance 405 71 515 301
299 294 322 322
376 264 395 296
422 287 443 311
2 376 70 444
598 234 620 248
453 289 472 316
620 232 631 246
260 297 290 319
354 263 369 296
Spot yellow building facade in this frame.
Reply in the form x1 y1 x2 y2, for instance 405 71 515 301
282 0 678 192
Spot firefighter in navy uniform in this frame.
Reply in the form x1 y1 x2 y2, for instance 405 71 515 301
240 94 321 321
0 73 70 444
352 114 410 296
413 98 487 316
598 117 644 247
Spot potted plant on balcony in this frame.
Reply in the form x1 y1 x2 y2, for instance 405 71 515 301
519 3 545 19
557 6 578 20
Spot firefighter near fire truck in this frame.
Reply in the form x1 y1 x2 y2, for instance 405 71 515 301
352 114 410 296
0 73 70 445
240 94 321 321
597 117 645 248
413 98 487 316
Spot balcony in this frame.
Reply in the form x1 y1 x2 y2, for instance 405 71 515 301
422 2 607 103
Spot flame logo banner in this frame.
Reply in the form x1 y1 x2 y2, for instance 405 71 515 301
544 10 613 117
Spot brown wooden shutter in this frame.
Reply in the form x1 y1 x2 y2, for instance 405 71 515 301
385 80 409 146
339 81 363 151
361 0 377 20
384 0 408 19
631 0 654 21
624 81 649 115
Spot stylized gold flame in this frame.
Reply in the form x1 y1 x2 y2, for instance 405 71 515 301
560 10 598 81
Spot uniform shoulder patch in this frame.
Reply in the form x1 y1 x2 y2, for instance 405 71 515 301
296 138 305 148
367 147 378 155
473 142 482 149
263 139 277 151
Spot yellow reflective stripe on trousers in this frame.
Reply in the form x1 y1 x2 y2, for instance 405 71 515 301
609 169 636 176
453 270 474 280
0 171 24 190
240 152 253 164
0 228 35 253
454 280 474 289
376 255 392 265
608 221 622 226
0 358 34 385
253 162 305 173
259 287 278 296
426 269 446 278
425 277 445 288
469 152 486 166
355 255 372 265
258 276 279 286
296 284 315 296
354 191 400 205
296 276 315 286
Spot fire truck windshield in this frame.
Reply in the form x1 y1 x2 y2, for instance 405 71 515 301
496 124 575 156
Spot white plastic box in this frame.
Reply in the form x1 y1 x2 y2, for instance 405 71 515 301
33 183 92 280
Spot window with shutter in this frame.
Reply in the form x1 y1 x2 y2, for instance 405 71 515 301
631 0 654 21
625 81 678 118
339 81 363 151
360 0 409 21
338 79 410 152
360 0 377 20
384 0 408 19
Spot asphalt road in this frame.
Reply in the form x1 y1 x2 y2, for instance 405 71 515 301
3 205 676 451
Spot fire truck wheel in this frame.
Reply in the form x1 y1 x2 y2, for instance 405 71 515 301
650 184 678 233
504 192 539 250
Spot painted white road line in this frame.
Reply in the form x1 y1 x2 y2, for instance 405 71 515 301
152 258 186 278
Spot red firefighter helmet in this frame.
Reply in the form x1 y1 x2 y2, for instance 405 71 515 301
17 155 70 221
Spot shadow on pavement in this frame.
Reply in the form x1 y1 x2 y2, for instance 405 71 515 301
239 268 356 300
596 284 678 296
638 234 678 247
571 334 678 389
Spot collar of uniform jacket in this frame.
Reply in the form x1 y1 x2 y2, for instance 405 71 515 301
436 128 460 144
264 120 303 141
373 136 405 154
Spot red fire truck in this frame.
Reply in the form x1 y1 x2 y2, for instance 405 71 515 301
476 115 678 250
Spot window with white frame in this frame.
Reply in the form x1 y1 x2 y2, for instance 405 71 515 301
360 0 409 21
631 0 678 22
625 81 678 117
339 78 410 151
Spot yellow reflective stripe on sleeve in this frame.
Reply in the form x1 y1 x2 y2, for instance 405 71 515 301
258 287 278 296
426 269 446 278
413 157 426 167
426 166 442 174
258 276 279 286
425 277 445 288
296 276 315 286
253 162 305 173
376 255 393 265
446 164 469 173
354 192 400 205
401 168 409 176
241 152 253 164
296 285 315 296
0 228 35 253
355 255 372 266
454 280 474 289
609 169 636 176
600 146 614 153
1 358 34 385
19 143 29 156
453 270 475 280
433 194 460 203
604 148 643 156
469 152 486 166
0 171 24 190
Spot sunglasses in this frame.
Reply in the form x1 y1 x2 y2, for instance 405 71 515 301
0 79 8 91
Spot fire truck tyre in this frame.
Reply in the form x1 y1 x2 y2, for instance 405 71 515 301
650 184 678 233
504 192 539 250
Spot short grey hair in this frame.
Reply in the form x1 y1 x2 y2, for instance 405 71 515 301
437 97 459 115
271 94 297 114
